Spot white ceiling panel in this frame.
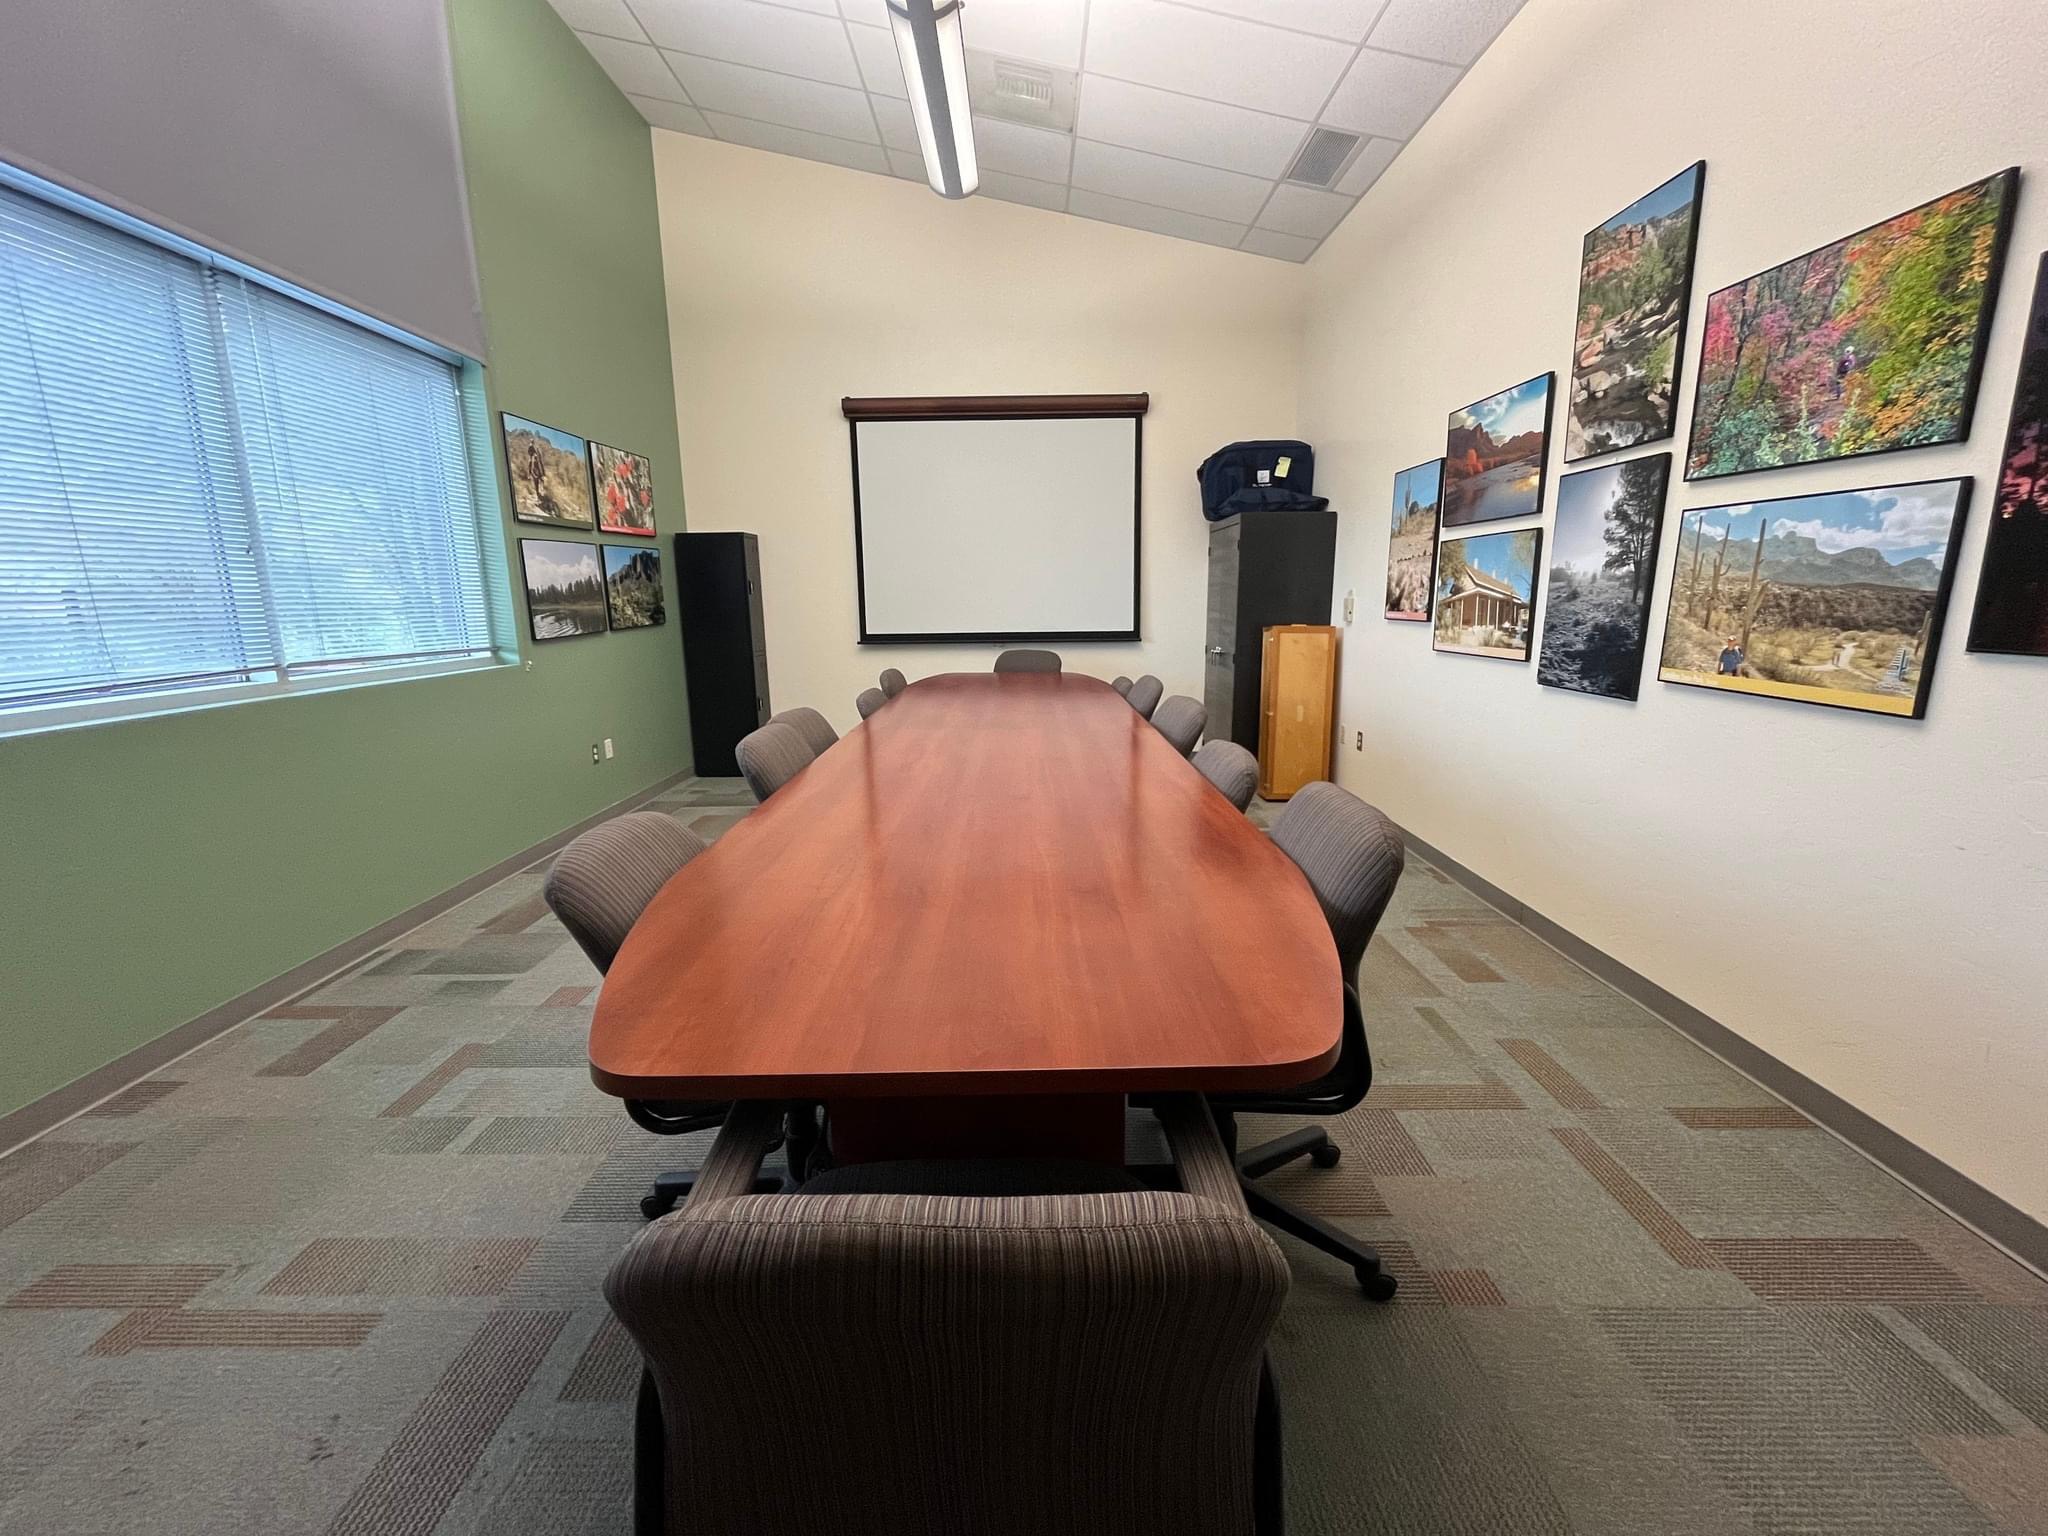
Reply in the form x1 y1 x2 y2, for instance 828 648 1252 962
1076 76 1308 181
1239 228 1319 262
631 94 713 134
1336 135 1401 197
1070 139 1270 224
762 0 840 13
634 0 860 87
887 147 924 180
979 170 1069 211
1175 0 1391 44
1066 188 1247 250
846 20 907 97
957 0 1088 69
1369 0 1528 64
1321 47 1462 138
702 111 891 172
872 95 919 151
974 116 1074 184
664 52 880 139
836 0 890 25
548 0 646 42
1082 0 1353 118
1257 182 1354 240
580 34 688 101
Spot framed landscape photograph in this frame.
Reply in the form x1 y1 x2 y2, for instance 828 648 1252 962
602 544 666 630
1385 457 1443 620
591 441 657 536
1656 478 1971 718
519 539 607 641
503 413 596 528
1443 373 1554 526
1565 162 1705 462
1537 455 1670 699
1686 168 2019 481
1968 251 2048 655
1433 527 1542 661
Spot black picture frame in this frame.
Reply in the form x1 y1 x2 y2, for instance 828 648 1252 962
589 440 658 538
518 537 608 642
1564 161 1706 464
1441 372 1556 528
1654 476 1972 719
1966 249 2048 656
845 398 1145 645
1536 454 1672 700
1431 525 1543 662
1384 456 1443 622
601 543 666 630
1684 168 2020 483
502 412 597 529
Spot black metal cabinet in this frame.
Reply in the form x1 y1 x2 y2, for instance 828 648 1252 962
675 532 768 777
1203 510 1336 753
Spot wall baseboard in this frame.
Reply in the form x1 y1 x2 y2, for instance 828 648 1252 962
1397 824 2047 1280
0 770 693 1158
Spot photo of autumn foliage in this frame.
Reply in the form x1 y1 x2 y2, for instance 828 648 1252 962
1687 169 2017 480
1968 251 2048 655
591 441 657 536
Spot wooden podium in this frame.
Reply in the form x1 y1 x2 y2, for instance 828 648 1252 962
1258 625 1338 801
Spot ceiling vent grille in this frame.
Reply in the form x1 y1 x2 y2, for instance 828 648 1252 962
1285 128 1363 189
967 53 1078 132
992 60 1055 112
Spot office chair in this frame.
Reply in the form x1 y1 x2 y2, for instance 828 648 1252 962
1213 781 1405 1301
735 720 815 803
609 1096 1287 1536
768 706 838 757
1111 675 1134 696
1193 740 1259 812
1151 695 1205 757
1126 675 1163 719
993 648 1061 673
878 667 908 698
855 686 887 720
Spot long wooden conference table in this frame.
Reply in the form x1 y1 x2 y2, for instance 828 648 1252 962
589 670 1341 1163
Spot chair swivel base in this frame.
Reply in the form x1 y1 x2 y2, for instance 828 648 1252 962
1235 1126 1397 1303
640 1171 787 1220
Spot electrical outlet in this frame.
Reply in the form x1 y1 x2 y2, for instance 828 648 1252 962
1342 589 1355 624
1355 730 1364 751
590 743 600 764
603 738 614 760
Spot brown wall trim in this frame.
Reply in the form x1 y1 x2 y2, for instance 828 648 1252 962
0 768 692 1159
840 393 1149 420
1393 821 2047 1279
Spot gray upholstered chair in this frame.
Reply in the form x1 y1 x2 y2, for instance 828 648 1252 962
735 720 815 803
768 706 838 758
993 648 1061 673
1151 694 1205 757
1111 675 1133 697
855 686 887 720
878 667 908 698
608 1097 1287 1536
1126 675 1163 718
1193 740 1259 812
1214 781 1406 1300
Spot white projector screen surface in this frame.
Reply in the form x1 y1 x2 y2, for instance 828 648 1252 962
852 415 1140 641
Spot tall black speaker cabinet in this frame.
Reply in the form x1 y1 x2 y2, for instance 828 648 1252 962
1204 509 1337 754
675 532 768 777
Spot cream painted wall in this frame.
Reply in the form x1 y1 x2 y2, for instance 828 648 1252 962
652 131 1304 723
1301 0 2048 1219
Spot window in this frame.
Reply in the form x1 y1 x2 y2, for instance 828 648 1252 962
0 171 499 733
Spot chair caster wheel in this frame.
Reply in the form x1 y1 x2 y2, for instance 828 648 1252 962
640 1193 677 1221
1358 1267 1397 1302
1310 1143 1342 1169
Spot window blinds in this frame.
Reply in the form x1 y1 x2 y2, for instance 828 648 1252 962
0 177 493 721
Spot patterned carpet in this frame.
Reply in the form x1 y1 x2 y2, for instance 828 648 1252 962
3 775 2045 1535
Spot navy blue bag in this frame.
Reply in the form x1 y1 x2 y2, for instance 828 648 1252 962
1196 441 1324 519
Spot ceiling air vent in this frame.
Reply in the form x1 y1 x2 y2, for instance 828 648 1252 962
966 52 1078 133
1285 128 1363 189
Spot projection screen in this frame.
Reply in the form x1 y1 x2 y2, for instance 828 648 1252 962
846 398 1144 643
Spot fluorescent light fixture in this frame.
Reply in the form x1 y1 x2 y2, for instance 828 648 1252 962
888 0 977 199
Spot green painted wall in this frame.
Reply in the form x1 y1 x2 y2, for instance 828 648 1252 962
0 0 689 1121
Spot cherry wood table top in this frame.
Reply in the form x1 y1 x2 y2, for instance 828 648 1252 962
589 671 1341 1100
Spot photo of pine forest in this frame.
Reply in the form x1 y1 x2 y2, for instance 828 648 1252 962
1537 455 1670 699
1968 251 2048 655
1385 458 1443 620
1656 480 1970 718
1687 169 2017 480
603 544 665 629
520 540 607 641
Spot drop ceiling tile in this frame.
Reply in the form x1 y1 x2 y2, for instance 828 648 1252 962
759 0 840 13
1369 0 1527 64
634 0 860 86
1239 228 1318 262
978 170 1069 211
631 95 714 134
1066 188 1248 250
1335 135 1401 196
1076 75 1307 180
871 95 918 150
1070 139 1271 225
580 35 690 101
550 0 646 42
1082 0 1352 119
974 116 1073 183
1320 47 1462 138
704 111 891 173
958 0 1087 69
847 19 907 97
1256 182 1353 239
1172 0 1388 43
887 147 926 181
837 0 889 24
664 53 880 139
